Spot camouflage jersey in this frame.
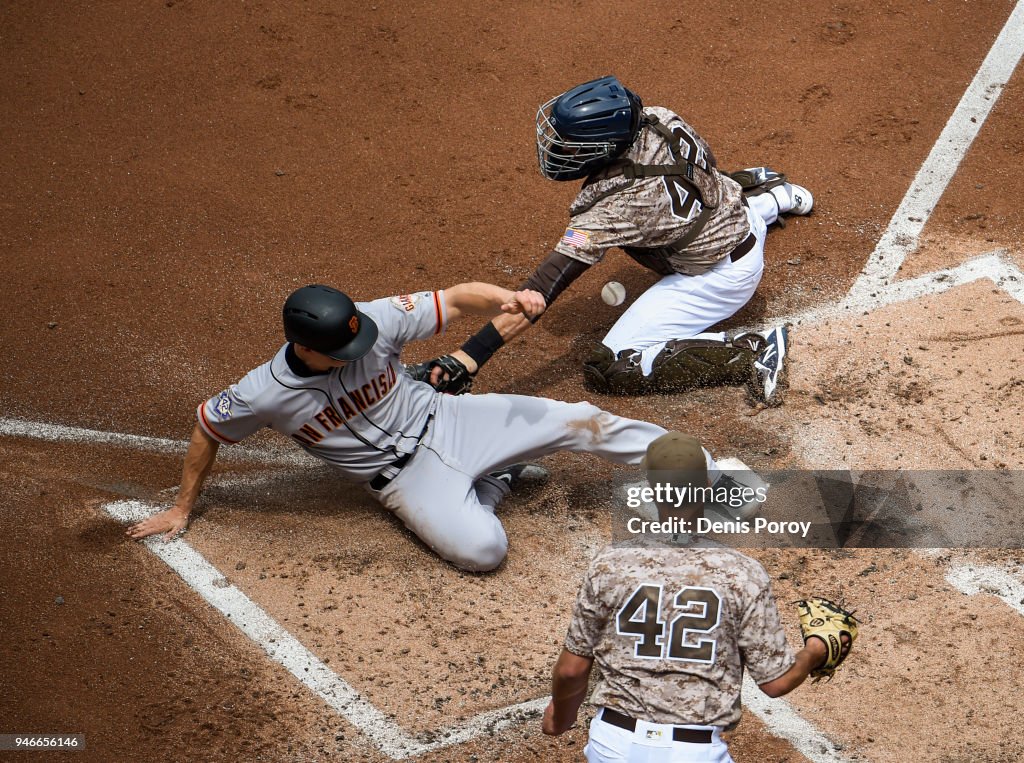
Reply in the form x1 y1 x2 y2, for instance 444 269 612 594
564 544 794 728
554 107 751 276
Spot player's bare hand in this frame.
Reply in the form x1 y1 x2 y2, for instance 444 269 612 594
541 700 574 736
501 289 546 320
126 505 190 542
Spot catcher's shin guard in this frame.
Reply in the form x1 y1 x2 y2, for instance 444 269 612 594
647 336 761 393
582 336 765 395
581 345 652 395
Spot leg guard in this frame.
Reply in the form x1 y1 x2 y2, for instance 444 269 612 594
582 335 767 395
648 335 763 393
581 345 652 395
727 167 785 192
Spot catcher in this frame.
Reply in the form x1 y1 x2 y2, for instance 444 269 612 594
542 432 859 762
411 75 814 403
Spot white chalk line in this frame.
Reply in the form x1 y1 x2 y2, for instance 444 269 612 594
3 420 852 758
848 0 1024 297
742 676 851 763
750 0 1024 334
775 250 1024 330
0 416 314 467
104 499 546 760
761 3 1024 758
105 498 854 761
945 563 1024 617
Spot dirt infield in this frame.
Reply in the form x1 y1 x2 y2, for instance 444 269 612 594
3 2 1023 761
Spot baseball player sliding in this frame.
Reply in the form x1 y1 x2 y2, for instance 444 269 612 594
126 281 733 571
411 75 813 404
542 432 859 762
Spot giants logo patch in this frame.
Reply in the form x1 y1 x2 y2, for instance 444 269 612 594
389 294 420 312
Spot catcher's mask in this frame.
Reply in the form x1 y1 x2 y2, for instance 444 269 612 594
283 284 378 361
535 75 644 181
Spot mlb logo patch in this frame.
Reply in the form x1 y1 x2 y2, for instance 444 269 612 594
560 227 590 248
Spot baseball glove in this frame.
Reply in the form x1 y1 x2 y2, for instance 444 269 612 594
795 597 860 682
406 355 475 395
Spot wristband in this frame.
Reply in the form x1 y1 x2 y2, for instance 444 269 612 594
460 322 505 368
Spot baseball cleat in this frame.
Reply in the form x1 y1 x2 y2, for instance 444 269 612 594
489 463 550 490
785 182 814 216
753 325 788 404
730 167 813 217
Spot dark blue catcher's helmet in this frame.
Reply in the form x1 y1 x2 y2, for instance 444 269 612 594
536 75 644 181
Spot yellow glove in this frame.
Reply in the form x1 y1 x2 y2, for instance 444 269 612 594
796 597 860 682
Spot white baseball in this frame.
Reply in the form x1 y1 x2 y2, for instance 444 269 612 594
601 281 626 306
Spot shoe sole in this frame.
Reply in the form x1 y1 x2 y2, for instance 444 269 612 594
754 326 789 405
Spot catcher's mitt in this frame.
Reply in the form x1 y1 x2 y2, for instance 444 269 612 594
406 355 475 395
795 597 859 682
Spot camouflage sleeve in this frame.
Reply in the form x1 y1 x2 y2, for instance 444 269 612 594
521 250 591 306
736 573 797 685
552 210 642 265
564 566 610 658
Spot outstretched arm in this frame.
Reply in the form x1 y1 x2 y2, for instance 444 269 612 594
126 422 220 542
541 648 594 736
438 252 590 376
419 283 545 385
442 282 546 322
757 637 831 698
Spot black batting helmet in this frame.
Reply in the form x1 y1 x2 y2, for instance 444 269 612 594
282 284 378 361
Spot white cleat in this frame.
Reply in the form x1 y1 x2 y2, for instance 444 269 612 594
489 463 550 490
785 182 814 215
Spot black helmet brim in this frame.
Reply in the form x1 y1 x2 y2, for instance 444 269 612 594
322 310 378 361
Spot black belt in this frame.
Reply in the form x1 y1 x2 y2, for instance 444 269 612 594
368 414 434 491
600 708 713 744
368 451 412 491
729 232 756 263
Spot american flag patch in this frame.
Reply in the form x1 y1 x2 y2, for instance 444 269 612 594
560 227 590 248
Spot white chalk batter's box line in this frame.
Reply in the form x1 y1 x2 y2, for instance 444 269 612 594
100 499 853 762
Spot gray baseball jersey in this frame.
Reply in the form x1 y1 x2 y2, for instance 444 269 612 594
564 545 794 728
191 286 677 571
554 107 750 276
197 291 446 482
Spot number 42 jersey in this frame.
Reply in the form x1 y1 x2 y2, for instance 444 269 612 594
564 545 795 728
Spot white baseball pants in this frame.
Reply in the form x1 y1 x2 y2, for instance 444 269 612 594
585 713 734 763
602 205 770 375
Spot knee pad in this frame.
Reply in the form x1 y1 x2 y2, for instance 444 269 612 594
648 336 759 392
581 345 651 395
